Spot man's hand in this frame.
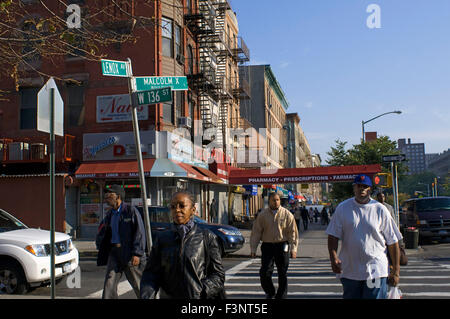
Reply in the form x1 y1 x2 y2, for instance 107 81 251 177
250 252 256 258
291 251 297 259
330 257 342 274
131 256 140 266
388 269 400 286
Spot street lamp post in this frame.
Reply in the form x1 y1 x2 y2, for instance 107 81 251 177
362 110 402 143
418 182 430 197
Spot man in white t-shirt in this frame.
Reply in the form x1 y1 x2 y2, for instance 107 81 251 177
326 174 402 299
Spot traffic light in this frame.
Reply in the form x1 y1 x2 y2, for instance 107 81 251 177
373 173 392 188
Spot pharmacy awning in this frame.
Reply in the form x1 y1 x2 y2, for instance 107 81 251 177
228 164 382 185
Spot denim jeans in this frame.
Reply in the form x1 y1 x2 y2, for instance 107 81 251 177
340 277 388 299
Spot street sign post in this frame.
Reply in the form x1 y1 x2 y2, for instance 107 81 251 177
100 58 153 255
133 76 188 91
132 87 172 106
37 77 64 299
37 78 64 137
382 154 406 163
101 59 130 77
382 154 406 227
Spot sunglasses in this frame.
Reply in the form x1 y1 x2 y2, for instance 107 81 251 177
170 203 191 209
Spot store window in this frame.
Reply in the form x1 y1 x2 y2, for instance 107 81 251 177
105 182 143 205
80 180 101 226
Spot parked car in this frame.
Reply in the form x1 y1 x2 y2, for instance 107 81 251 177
137 206 245 256
0 208 79 294
400 196 450 242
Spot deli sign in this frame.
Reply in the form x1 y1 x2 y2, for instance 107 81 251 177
97 94 148 123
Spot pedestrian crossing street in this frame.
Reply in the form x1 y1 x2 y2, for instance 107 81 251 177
224 257 450 299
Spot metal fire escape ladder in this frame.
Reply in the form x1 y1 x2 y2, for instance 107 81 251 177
212 0 234 157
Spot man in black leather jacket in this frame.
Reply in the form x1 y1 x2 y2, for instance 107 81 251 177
140 191 225 299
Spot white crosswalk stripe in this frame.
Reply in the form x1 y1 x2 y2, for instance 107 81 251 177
224 257 450 299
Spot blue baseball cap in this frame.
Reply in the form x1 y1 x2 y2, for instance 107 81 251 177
353 174 372 187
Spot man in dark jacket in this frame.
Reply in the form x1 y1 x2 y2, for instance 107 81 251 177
96 185 146 299
140 191 225 299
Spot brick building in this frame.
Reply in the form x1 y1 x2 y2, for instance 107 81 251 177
0 0 250 238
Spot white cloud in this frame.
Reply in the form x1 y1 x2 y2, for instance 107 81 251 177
280 61 290 69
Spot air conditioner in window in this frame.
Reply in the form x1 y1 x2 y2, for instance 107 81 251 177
176 54 185 65
178 116 192 129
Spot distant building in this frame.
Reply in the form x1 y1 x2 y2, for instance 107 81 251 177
397 138 426 175
427 149 450 178
285 113 313 197
425 153 439 169
239 64 289 169
365 132 378 142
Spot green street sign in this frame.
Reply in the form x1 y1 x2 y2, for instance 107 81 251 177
134 76 188 91
132 87 172 105
101 59 129 77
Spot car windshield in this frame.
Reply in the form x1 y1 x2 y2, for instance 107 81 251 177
136 206 172 223
416 198 450 212
0 209 28 233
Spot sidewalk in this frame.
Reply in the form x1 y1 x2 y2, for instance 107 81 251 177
73 222 332 259
73 221 422 259
227 221 330 259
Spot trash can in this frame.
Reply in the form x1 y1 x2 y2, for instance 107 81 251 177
405 227 419 249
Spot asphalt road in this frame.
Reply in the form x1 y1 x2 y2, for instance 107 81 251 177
3 236 450 299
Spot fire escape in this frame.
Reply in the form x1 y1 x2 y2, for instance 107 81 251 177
185 0 250 159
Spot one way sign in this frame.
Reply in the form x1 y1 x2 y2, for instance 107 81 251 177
382 154 407 163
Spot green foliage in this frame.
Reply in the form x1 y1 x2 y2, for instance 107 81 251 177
399 171 450 197
326 136 401 202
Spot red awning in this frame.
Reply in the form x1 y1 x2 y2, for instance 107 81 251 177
228 164 382 185
75 159 225 184
75 159 155 179
194 166 226 184
175 161 210 182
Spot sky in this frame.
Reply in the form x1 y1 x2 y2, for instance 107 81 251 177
230 0 450 163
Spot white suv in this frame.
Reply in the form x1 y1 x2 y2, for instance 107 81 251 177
0 208 79 294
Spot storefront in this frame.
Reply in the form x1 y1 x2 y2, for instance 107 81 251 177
74 130 224 238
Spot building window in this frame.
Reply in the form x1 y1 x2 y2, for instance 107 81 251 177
67 84 85 126
187 45 194 75
22 21 41 65
163 101 174 124
186 0 192 14
175 24 182 59
20 87 39 130
176 91 184 121
162 17 173 57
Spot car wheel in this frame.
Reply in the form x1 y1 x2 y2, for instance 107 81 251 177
0 261 28 295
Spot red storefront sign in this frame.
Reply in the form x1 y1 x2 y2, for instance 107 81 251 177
228 164 381 185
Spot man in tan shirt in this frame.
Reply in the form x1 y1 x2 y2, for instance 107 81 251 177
250 192 299 299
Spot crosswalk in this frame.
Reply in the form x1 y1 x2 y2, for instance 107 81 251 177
225 257 450 298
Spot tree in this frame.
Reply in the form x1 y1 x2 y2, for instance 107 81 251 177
0 0 161 91
326 136 401 202
398 171 450 197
